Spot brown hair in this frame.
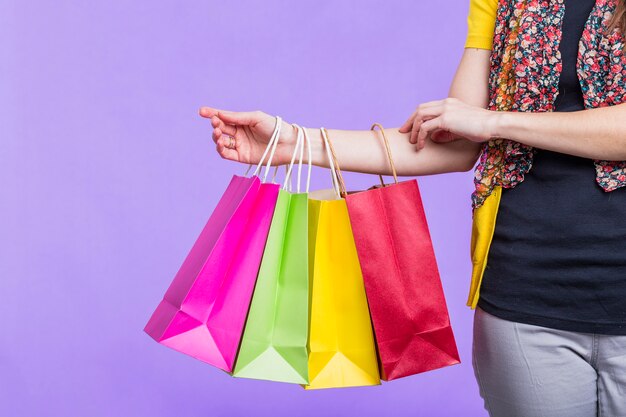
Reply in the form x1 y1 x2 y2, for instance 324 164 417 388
608 1 626 37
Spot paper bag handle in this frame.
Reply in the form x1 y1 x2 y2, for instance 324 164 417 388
320 124 399 198
370 123 399 186
282 124 312 192
295 124 313 193
244 115 283 182
320 127 347 198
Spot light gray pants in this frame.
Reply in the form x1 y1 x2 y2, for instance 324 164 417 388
472 306 626 417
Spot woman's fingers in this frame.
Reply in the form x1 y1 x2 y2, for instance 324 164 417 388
403 101 446 144
212 125 230 145
410 118 423 144
201 107 236 144
216 136 240 161
406 97 490 148
411 103 445 147
398 100 444 133
212 125 221 144
417 117 443 149
199 107 219 118
399 109 418 133
210 116 237 137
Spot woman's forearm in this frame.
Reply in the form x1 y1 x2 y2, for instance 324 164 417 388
493 104 626 160
298 126 478 176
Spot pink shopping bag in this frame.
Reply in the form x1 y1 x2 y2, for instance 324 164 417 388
144 116 284 372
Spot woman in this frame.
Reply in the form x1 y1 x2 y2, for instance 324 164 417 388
200 0 626 415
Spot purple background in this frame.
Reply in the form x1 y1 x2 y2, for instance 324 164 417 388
1 1 487 416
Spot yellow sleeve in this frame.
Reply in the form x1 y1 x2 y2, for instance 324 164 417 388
465 0 498 50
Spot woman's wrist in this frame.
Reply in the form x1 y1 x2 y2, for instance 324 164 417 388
488 110 508 140
281 120 298 145
302 126 328 167
278 122 327 167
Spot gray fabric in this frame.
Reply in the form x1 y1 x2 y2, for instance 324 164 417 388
472 306 626 417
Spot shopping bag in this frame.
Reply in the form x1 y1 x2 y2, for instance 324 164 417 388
326 124 460 381
232 124 312 384
303 127 381 390
144 116 284 372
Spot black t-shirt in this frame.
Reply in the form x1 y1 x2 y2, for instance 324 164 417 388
477 0 626 335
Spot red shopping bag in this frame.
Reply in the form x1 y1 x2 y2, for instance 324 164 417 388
325 124 460 381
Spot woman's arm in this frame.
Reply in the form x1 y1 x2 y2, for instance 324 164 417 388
200 49 491 176
412 99 626 161
494 106 626 160
297 124 479 177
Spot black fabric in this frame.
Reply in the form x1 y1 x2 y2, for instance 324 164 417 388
477 0 626 335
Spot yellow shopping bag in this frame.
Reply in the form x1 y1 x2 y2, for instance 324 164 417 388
302 128 381 390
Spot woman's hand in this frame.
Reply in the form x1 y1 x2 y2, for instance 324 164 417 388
199 107 298 165
399 97 499 150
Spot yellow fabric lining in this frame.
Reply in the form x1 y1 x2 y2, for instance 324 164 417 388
467 185 502 308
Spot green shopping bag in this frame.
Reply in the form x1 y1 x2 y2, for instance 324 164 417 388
231 124 312 384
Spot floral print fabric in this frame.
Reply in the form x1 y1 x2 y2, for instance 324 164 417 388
471 0 626 211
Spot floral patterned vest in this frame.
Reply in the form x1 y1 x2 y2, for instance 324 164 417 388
471 0 626 212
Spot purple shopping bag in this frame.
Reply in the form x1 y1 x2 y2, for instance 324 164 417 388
144 116 284 372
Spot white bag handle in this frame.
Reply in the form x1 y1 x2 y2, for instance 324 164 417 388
244 115 283 182
283 124 313 193
283 125 304 191
300 125 313 193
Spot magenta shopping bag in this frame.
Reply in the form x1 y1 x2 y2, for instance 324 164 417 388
144 116 284 372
